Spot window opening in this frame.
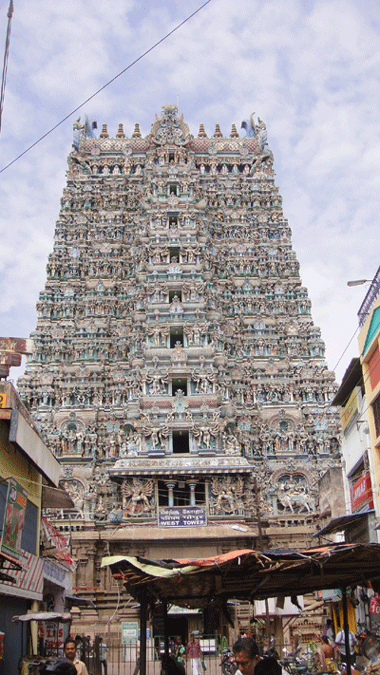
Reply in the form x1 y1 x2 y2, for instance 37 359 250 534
169 290 182 303
172 377 187 396
170 327 184 348
173 483 190 506
158 480 169 506
374 393 380 438
169 247 180 261
193 482 206 504
172 430 190 454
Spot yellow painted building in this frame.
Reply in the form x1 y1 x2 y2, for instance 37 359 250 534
0 381 63 674
358 288 380 529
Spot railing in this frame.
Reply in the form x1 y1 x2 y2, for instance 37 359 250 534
358 265 380 326
78 635 225 675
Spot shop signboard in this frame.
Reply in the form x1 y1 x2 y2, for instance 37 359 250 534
370 593 380 616
1 478 28 560
340 388 358 432
38 622 64 655
122 621 139 644
158 506 206 527
351 472 373 511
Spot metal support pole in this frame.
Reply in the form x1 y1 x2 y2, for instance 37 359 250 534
140 590 147 675
341 586 351 675
163 601 169 675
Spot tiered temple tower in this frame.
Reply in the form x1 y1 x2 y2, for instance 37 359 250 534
18 105 342 635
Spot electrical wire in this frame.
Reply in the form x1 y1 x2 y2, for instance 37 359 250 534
0 0 214 174
332 321 361 375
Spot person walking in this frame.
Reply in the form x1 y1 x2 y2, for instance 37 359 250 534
335 629 357 666
64 637 89 675
133 640 140 675
186 632 203 675
75 636 83 661
322 619 335 644
99 636 108 675
173 636 186 674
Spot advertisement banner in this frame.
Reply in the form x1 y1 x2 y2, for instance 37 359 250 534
42 517 74 568
370 594 380 615
340 388 358 432
38 622 64 655
1 478 28 560
351 472 374 511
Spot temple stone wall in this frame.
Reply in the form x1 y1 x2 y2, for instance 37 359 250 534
17 105 342 632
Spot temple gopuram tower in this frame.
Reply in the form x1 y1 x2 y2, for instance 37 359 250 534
18 105 342 636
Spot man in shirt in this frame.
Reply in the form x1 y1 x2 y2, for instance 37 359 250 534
64 637 89 675
186 632 203 675
233 637 281 675
335 629 357 665
322 619 335 644
99 636 108 675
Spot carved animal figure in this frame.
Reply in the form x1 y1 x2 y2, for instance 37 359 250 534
277 485 314 513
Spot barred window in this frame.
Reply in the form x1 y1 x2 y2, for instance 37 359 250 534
372 392 380 438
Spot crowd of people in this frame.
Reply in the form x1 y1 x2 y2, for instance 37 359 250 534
168 631 205 675
38 619 360 675
38 635 108 675
231 627 360 675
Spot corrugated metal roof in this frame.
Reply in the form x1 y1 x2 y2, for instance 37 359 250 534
313 510 374 537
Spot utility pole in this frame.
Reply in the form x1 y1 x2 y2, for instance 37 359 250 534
0 0 14 135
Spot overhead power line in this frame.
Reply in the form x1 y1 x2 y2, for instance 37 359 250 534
0 0 213 174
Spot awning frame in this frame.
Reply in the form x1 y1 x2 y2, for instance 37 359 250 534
102 543 380 675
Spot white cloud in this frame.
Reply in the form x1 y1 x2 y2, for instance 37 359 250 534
0 0 380 382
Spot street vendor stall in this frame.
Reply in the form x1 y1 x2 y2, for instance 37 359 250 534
12 611 72 675
102 542 380 675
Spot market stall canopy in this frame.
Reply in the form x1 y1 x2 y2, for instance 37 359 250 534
12 612 72 622
101 543 380 609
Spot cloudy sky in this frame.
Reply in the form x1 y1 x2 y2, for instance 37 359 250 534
0 0 379 384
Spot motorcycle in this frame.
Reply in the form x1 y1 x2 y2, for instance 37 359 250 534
280 647 309 675
355 622 380 660
220 648 237 675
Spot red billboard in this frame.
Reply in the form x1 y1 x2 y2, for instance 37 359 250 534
351 471 373 511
